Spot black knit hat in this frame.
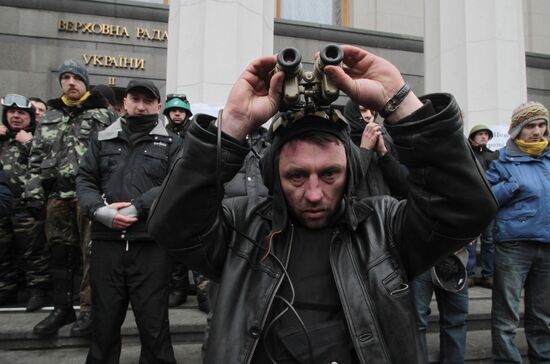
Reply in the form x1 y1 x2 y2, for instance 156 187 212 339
57 59 89 88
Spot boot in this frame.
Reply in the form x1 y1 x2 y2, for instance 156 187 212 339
34 246 78 336
70 311 92 337
33 307 76 336
26 288 48 312
479 277 493 289
168 289 188 307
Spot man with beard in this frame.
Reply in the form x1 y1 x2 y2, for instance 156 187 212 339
26 59 114 336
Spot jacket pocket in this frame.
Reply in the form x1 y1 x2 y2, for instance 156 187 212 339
382 270 410 297
142 148 168 183
40 158 58 190
99 145 122 175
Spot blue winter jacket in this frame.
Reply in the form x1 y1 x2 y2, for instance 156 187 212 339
486 139 550 243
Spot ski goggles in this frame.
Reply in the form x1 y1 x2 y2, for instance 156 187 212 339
166 93 188 103
1 94 32 109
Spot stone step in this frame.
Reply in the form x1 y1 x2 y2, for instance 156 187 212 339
0 329 528 364
0 286 527 362
426 328 528 363
0 297 207 351
426 286 524 332
0 342 202 364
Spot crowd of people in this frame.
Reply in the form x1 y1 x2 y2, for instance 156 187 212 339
0 44 548 364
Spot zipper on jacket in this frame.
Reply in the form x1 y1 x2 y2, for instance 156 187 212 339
125 240 129 251
329 229 393 364
245 225 295 364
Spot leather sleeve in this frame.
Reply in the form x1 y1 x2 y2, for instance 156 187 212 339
385 93 498 278
148 114 249 280
378 153 409 200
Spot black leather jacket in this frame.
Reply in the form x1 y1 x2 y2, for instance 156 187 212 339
149 94 497 364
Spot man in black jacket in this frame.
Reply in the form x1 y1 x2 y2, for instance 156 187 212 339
77 80 180 364
148 45 497 363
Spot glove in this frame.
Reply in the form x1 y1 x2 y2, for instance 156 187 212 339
94 206 118 228
118 205 138 218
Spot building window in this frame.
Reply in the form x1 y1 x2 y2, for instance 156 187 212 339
276 0 348 26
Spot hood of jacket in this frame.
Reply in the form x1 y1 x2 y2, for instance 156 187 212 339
259 112 368 233
343 99 367 146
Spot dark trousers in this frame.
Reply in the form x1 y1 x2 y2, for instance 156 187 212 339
86 240 176 364
0 207 50 296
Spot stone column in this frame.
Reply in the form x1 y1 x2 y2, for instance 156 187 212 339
424 0 526 149
166 0 275 115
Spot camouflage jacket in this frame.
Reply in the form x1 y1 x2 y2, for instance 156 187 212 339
0 136 32 202
25 92 116 202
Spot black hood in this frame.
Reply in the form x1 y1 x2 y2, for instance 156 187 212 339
343 99 367 146
259 112 366 232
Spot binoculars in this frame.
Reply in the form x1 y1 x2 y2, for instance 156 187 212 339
276 44 344 111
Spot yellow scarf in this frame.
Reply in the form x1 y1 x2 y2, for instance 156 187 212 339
515 137 549 156
61 91 91 107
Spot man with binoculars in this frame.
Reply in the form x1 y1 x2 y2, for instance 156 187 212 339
149 45 497 363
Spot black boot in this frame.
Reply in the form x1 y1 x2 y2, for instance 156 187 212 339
33 307 76 336
34 246 78 336
26 288 48 312
168 289 188 307
70 311 92 336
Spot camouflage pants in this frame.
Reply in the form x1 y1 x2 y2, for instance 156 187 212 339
0 206 51 297
46 198 91 309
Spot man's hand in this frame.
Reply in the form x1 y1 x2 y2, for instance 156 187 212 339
323 45 423 124
360 123 382 150
15 130 33 143
221 55 285 141
108 202 138 230
0 125 8 137
95 202 138 230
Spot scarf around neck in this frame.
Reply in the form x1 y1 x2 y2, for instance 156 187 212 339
61 91 91 107
514 137 549 156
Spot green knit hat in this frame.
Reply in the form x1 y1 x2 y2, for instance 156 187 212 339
509 101 549 139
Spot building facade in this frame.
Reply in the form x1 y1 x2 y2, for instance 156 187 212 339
1 0 549 134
